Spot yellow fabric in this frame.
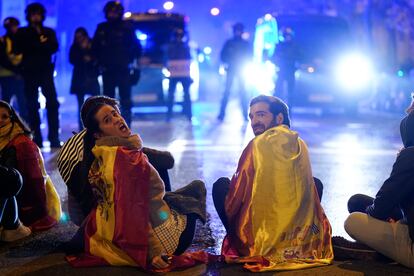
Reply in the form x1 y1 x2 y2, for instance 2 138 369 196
0 37 22 77
88 145 137 266
0 122 24 152
230 125 333 271
37 146 62 222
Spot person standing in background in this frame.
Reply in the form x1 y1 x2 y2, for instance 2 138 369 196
165 28 193 122
69 27 100 131
217 23 251 122
14 2 61 148
92 1 142 128
0 17 28 123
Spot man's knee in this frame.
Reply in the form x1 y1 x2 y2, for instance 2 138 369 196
213 177 230 193
347 194 371 213
344 212 366 237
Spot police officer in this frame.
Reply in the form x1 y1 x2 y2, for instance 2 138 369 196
165 28 193 122
14 3 60 148
0 17 28 122
217 23 252 122
92 1 142 127
273 28 300 106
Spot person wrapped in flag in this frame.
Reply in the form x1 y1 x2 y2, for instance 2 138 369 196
66 96 206 271
0 100 61 232
212 95 333 272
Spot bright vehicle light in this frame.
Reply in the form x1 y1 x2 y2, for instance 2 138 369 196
210 8 220 16
335 53 373 91
243 61 275 94
163 1 174 10
203 46 212 55
124 12 132 18
307 66 315 73
162 68 171 77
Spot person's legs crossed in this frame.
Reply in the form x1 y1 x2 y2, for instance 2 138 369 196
345 212 414 268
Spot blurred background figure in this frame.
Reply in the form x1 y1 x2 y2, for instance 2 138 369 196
0 17 28 123
14 2 60 148
217 22 252 122
165 28 193 122
69 27 99 131
92 1 142 128
273 27 300 106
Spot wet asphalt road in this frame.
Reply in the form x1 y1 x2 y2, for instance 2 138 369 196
1 99 412 275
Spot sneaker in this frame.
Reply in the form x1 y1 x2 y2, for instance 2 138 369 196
1 222 31 242
332 236 378 261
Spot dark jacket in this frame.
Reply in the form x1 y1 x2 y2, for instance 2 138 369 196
14 25 58 73
91 20 141 70
69 42 99 95
366 112 414 242
220 37 251 71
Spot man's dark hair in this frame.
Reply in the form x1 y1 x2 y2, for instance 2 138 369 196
249 95 291 127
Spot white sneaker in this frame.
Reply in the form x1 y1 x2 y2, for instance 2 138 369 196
1 222 31 242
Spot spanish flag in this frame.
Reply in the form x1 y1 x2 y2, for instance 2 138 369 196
67 145 151 269
222 125 333 272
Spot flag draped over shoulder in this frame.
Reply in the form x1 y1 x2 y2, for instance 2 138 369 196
222 125 333 272
67 144 151 268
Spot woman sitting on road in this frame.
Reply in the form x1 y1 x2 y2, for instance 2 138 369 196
344 107 414 268
67 96 206 271
0 100 61 232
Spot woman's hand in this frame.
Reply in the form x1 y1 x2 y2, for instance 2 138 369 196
151 255 170 269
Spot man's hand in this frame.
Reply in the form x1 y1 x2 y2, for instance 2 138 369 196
151 255 170 269
40 35 48 43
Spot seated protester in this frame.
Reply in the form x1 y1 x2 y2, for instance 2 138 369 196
66 96 206 271
0 100 61 231
344 109 414 268
0 164 31 241
212 95 333 272
57 108 174 227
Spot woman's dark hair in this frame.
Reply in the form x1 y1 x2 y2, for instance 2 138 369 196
0 100 32 136
80 96 120 134
73 27 89 44
79 96 121 204
249 95 291 127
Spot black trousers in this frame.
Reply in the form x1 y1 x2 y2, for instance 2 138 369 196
0 166 23 230
347 194 403 220
218 69 248 121
167 77 192 120
102 68 132 127
23 70 60 147
212 176 324 232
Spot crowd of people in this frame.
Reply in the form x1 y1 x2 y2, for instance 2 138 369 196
1 0 414 273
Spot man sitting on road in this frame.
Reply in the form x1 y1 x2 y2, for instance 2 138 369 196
212 95 333 272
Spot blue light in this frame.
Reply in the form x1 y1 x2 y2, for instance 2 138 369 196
397 70 404 77
203 46 212 55
135 30 147 41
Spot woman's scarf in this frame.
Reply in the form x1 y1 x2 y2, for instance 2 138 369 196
0 122 24 152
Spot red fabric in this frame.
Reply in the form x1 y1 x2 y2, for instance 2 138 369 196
7 135 50 229
68 146 150 268
112 147 150 268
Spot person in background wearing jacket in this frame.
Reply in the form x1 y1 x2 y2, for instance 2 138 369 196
344 105 414 268
92 1 142 128
69 27 100 131
14 2 61 148
165 28 193 122
0 100 61 232
0 17 28 122
217 23 251 122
